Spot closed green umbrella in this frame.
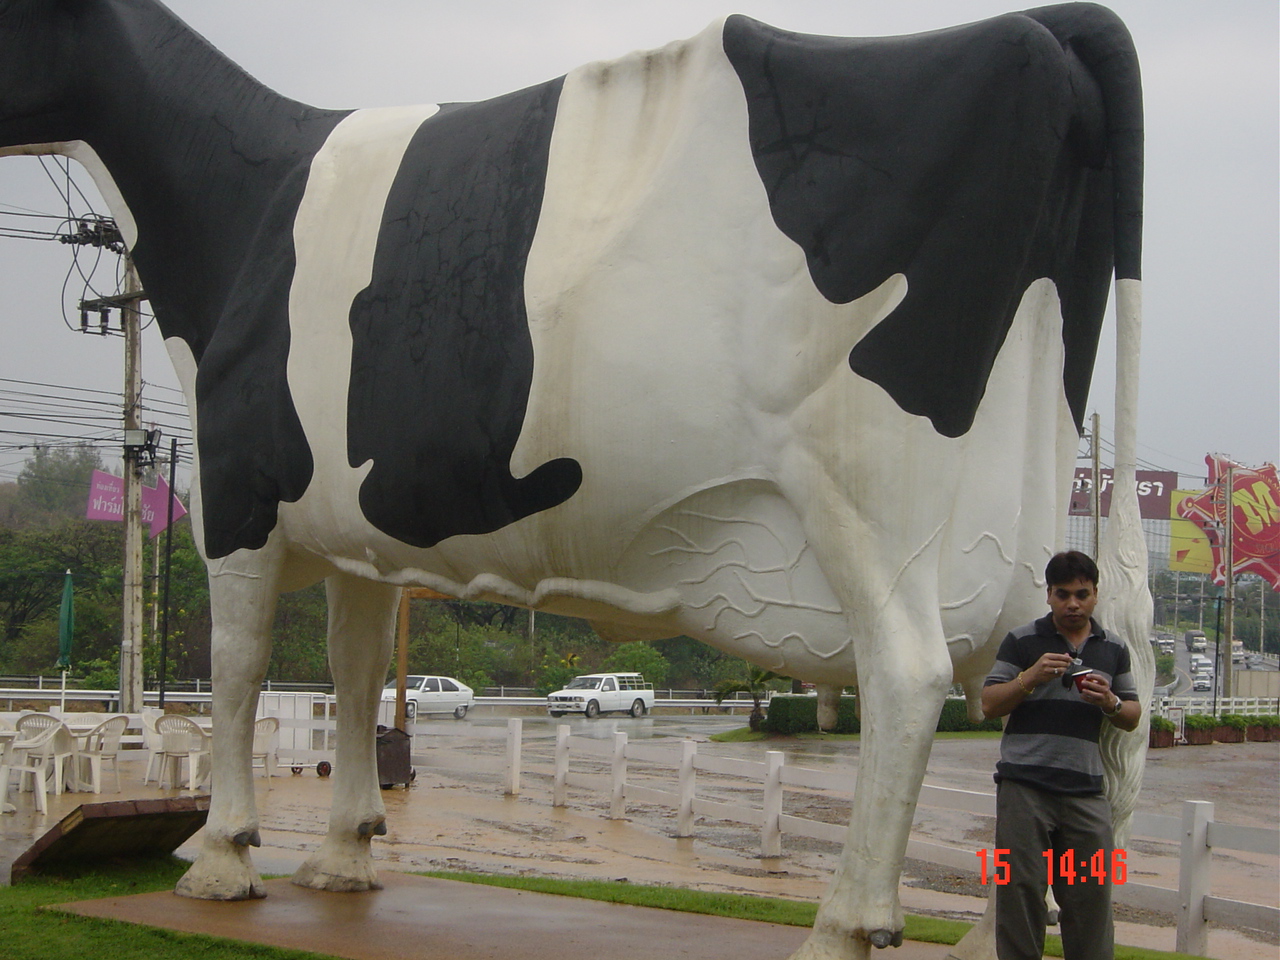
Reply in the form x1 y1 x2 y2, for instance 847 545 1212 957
57 569 73 711
57 569 74 669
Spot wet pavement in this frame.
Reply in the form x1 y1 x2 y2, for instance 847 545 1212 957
3 714 1277 959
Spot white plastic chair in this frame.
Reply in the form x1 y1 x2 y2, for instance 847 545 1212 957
8 723 79 806
251 717 280 788
1 725 54 814
14 712 60 737
140 708 165 784
155 715 210 790
78 715 128 793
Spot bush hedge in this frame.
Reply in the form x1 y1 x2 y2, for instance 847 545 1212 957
1149 715 1176 733
1182 713 1217 731
763 695 859 734
1216 714 1250 731
762 696 1003 735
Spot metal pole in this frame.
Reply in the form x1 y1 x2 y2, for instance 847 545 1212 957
1221 464 1235 700
395 589 409 730
158 438 178 708
1211 596 1222 716
119 257 144 713
1090 412 1102 558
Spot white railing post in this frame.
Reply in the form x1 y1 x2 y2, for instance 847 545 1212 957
505 717 522 796
762 750 784 857
676 739 697 837
1176 800 1212 956
553 724 570 807
610 730 627 819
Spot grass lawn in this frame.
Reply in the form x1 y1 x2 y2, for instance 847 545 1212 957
6 859 1207 960
0 857 342 960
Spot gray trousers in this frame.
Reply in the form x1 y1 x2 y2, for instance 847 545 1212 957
994 780 1116 960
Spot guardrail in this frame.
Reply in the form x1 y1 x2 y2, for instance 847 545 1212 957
497 721 1277 956
0 687 763 716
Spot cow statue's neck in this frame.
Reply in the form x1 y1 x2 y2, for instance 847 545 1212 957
34 0 348 361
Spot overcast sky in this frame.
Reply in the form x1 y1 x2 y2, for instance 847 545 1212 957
0 0 1275 490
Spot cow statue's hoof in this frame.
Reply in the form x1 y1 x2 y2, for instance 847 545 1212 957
787 918 907 959
292 828 385 893
868 929 903 948
175 842 266 900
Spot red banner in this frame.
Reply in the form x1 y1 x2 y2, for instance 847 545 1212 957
1175 456 1280 590
1069 469 1178 520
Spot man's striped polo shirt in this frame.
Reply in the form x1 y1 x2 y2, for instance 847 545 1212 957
984 614 1138 795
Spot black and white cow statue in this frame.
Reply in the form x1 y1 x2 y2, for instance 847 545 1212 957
0 2 1154 956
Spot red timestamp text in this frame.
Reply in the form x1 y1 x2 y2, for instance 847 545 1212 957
974 848 1127 885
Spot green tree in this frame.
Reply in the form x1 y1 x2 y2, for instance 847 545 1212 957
16 445 103 520
267 583 330 684
602 642 670 688
535 652 584 696
714 665 788 732
0 519 123 672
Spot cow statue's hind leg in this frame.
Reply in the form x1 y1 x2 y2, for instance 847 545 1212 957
176 544 285 900
292 571 400 891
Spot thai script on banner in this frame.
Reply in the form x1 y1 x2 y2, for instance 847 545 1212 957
85 468 189 537
1068 469 1178 520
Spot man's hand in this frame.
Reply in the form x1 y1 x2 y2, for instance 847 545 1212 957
1075 671 1113 708
1077 672 1141 731
981 652 1073 720
1027 652 1076 686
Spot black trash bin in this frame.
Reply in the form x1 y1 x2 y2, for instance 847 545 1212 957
375 725 414 789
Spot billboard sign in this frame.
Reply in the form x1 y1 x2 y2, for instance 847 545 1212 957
1174 456 1280 589
85 469 189 538
1069 469 1177 520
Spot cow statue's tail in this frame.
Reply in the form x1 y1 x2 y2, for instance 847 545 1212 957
1026 2 1153 852
949 8 1147 960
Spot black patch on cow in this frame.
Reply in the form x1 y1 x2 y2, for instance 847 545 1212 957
723 10 1139 437
346 78 583 548
7 0 352 558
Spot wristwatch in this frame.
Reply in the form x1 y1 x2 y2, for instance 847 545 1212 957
1103 695 1123 717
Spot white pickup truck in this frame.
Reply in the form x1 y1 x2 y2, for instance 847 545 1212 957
546 673 655 719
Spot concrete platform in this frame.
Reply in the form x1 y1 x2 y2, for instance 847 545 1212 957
57 871 953 960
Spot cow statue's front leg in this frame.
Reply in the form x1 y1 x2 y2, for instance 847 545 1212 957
789 577 952 958
292 572 399 891
176 546 283 900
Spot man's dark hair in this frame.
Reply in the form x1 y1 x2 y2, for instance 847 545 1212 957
1045 550 1099 588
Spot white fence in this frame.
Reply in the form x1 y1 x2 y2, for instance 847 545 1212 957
1152 696 1279 718
499 721 1277 957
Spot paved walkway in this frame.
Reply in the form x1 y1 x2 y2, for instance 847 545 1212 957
58 871 955 960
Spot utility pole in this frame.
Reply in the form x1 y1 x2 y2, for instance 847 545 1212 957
1090 413 1102 559
119 256 145 712
1221 464 1235 700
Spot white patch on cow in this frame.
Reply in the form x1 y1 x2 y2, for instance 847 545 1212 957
282 105 438 549
163 336 203 556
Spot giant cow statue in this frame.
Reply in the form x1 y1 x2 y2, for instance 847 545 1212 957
0 2 1154 957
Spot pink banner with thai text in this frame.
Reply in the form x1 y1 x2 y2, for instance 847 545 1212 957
85 469 188 537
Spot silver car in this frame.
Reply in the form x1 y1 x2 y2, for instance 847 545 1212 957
382 675 475 719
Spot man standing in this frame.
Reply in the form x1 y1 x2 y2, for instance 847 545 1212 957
982 551 1141 960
